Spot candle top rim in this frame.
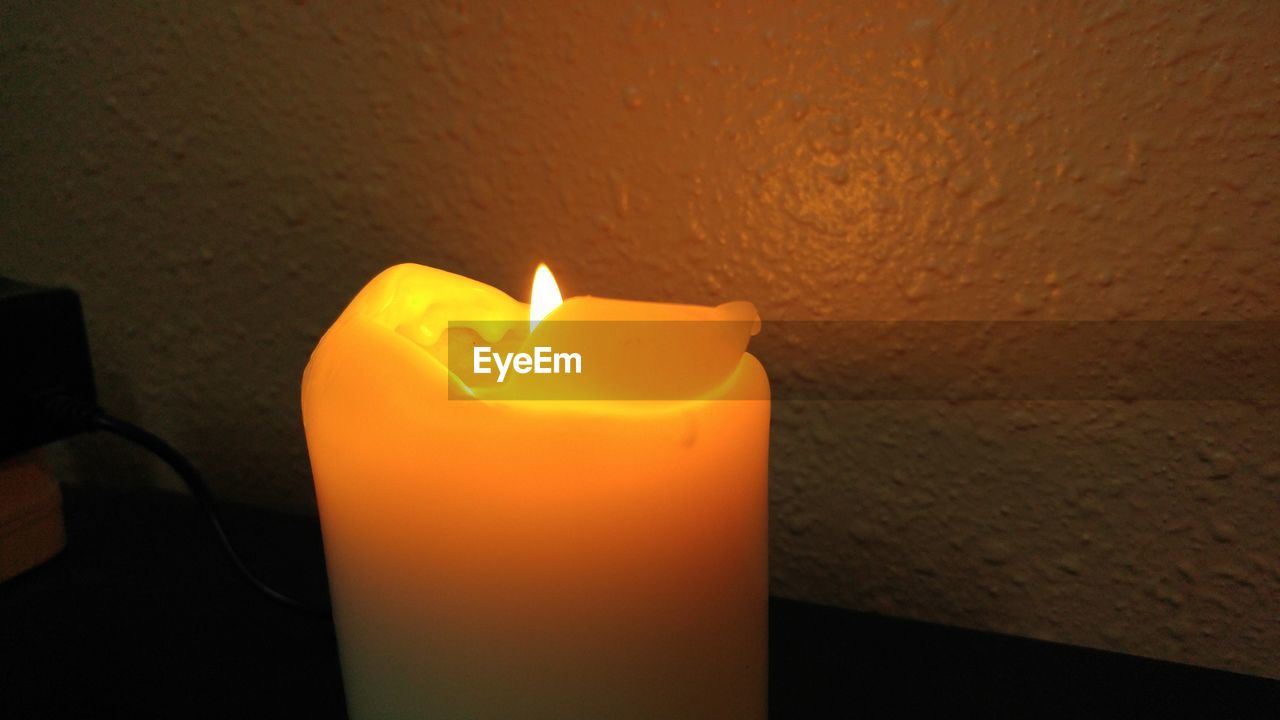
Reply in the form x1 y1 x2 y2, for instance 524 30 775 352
308 263 767 414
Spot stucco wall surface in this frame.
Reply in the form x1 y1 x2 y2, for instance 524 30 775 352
3 2 1278 677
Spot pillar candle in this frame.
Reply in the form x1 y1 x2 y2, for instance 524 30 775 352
302 263 769 719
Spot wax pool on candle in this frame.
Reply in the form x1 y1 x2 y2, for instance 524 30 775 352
302 264 769 720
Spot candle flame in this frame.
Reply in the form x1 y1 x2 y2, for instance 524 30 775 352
529 263 563 330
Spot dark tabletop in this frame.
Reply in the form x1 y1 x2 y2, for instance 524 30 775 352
1 486 1277 719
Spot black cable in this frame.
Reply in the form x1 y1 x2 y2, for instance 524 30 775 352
89 411 324 616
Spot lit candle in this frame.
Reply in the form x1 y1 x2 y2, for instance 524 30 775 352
302 263 769 719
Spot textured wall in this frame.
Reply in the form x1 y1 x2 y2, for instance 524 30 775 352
3 2 1278 677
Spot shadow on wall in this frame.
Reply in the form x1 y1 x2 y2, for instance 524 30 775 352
55 371 161 494
771 398 1280 666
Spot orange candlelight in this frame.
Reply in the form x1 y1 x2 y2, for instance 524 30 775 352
303 263 769 719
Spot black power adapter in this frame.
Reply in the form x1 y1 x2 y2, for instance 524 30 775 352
0 277 99 460
0 275 318 613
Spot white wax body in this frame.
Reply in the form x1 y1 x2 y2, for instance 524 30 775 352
303 310 769 719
